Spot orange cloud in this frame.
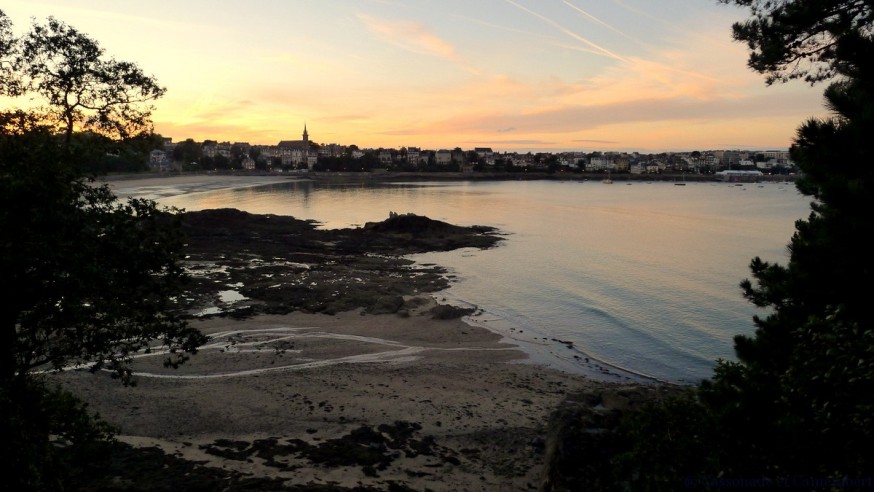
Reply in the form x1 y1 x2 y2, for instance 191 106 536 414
357 14 479 74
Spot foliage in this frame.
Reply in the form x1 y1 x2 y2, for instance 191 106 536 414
0 9 16 93
1 129 207 386
719 0 874 84
612 390 721 491
1 9 206 488
8 13 165 143
315 153 380 172
609 1 874 488
0 127 207 486
1 377 117 490
171 137 203 165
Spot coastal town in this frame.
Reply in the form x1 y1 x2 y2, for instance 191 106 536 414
147 124 796 180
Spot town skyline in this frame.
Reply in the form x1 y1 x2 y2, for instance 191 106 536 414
2 1 828 152
171 126 793 156
154 123 793 176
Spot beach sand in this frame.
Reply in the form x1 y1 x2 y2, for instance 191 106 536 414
54 297 613 491
101 173 300 200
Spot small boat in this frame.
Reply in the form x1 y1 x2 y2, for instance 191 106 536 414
602 171 613 184
674 172 686 185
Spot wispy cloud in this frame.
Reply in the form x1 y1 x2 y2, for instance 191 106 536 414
357 14 478 74
573 139 619 144
496 1 724 100
29 0 824 151
500 0 629 63
611 0 673 27
562 1 637 42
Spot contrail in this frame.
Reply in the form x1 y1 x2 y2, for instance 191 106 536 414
562 0 637 42
501 0 630 63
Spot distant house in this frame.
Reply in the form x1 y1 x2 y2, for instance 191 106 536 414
587 156 613 171
435 150 452 165
216 141 232 158
202 140 217 158
474 147 493 159
149 149 170 171
319 143 344 157
162 137 176 153
715 170 764 182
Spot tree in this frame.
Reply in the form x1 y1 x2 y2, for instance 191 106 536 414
704 0 874 477
0 126 207 492
13 15 165 145
701 79 874 482
172 137 203 165
609 2 874 487
720 0 874 84
0 9 16 95
1 133 205 386
1 10 206 488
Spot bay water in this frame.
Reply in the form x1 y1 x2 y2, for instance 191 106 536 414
131 177 810 384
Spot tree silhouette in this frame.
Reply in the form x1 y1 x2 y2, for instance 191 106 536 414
612 2 874 487
13 15 165 144
1 10 205 488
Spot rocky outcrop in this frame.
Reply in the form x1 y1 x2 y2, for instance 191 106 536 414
177 209 502 317
356 213 501 253
538 385 686 492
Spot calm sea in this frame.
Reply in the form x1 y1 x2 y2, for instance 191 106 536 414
126 177 811 384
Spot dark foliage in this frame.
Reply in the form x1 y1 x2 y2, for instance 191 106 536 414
1 378 117 491
719 0 874 84
0 129 207 387
1 9 206 489
603 1 874 489
14 15 165 142
0 127 207 489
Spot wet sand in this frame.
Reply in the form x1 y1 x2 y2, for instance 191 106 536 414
54 297 613 491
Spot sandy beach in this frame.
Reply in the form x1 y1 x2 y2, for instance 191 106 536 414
101 172 302 200
54 296 617 490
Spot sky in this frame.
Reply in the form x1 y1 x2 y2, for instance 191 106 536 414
2 0 829 153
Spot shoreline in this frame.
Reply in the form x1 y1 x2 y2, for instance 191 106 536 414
103 169 798 186
102 173 682 385
53 297 639 490
103 173 661 384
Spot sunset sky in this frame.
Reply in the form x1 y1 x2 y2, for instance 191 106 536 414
3 1 829 152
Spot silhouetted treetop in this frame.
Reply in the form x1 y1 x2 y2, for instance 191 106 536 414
10 14 165 143
720 0 874 84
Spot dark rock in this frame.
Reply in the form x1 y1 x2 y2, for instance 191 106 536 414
367 295 405 315
428 304 475 320
538 385 686 492
176 209 502 318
